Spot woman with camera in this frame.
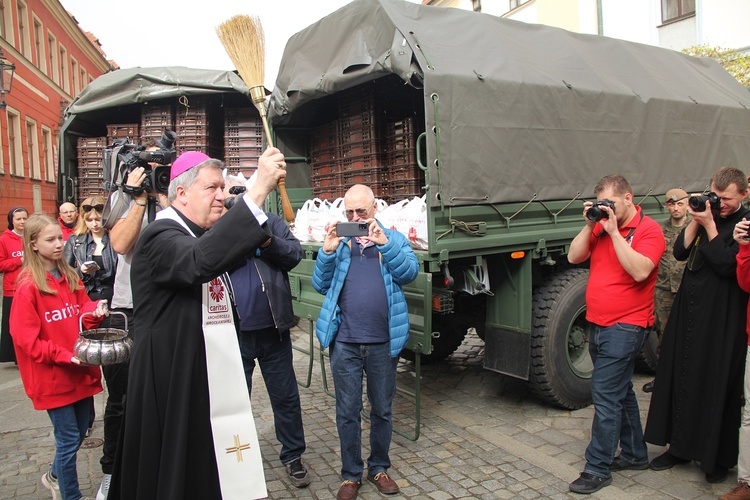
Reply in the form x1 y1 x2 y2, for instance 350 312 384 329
64 197 118 306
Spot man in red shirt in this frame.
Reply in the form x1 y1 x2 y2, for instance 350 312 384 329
567 174 665 494
58 202 78 241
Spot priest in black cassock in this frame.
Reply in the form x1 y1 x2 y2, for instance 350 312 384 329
645 167 750 484
108 148 287 500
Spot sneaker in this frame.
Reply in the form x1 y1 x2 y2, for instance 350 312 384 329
285 458 311 488
336 480 361 500
721 481 750 500
610 455 649 471
367 471 400 495
569 472 612 494
649 450 690 471
96 473 112 500
41 470 61 500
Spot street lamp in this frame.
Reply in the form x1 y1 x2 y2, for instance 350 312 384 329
0 48 15 110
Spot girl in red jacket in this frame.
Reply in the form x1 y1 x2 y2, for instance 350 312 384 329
10 214 108 500
0 207 28 363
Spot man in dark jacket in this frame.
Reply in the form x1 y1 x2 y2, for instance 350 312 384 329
228 196 310 488
108 148 286 500
645 167 750 484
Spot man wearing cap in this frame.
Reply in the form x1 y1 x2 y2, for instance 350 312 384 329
642 188 689 393
108 149 286 500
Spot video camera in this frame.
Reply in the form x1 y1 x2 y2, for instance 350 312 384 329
116 130 177 196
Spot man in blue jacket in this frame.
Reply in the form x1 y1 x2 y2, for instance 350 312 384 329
313 184 419 500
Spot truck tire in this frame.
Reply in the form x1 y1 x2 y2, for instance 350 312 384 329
635 328 659 373
528 269 593 410
400 312 469 364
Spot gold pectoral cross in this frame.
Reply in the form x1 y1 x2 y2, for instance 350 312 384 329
225 434 251 462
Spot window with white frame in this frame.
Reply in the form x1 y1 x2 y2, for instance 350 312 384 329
59 44 69 93
17 0 31 59
509 0 530 10
71 57 79 94
0 0 15 48
7 110 23 177
48 32 59 84
26 119 40 179
662 0 695 24
42 126 54 181
34 16 46 73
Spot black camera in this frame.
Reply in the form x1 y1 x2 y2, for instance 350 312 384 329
223 185 247 210
586 199 616 222
688 192 721 212
118 130 177 196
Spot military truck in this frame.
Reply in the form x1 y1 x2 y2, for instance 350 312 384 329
266 0 750 410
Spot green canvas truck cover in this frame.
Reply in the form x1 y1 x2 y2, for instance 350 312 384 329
268 0 750 207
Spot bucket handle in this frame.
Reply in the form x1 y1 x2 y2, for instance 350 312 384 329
79 310 128 334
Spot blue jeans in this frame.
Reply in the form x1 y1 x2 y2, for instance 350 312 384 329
239 327 306 464
584 323 648 477
47 397 92 500
329 341 399 481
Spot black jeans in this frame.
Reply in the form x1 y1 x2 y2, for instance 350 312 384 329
99 307 132 474
239 327 306 464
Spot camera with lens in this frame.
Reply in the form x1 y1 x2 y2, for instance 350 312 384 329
223 185 247 210
688 192 720 212
117 130 177 196
586 199 616 222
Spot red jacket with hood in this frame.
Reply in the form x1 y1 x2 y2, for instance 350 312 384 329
10 271 102 410
0 229 24 297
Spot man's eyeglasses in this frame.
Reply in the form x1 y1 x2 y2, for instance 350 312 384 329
82 204 104 213
345 207 370 220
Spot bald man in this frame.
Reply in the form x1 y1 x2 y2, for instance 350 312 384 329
58 202 78 241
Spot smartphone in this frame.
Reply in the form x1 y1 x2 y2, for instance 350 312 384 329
337 222 369 237
83 260 100 271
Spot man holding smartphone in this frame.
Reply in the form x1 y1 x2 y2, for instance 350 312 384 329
313 184 419 500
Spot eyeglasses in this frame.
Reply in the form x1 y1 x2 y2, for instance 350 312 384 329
345 207 370 220
82 204 104 213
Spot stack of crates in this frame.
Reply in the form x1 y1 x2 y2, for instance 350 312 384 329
224 107 264 175
310 122 343 200
383 116 424 201
175 96 223 159
309 85 388 201
140 103 174 145
107 123 139 146
76 136 108 200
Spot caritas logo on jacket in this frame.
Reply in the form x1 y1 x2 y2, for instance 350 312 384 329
11 250 23 258
44 302 81 323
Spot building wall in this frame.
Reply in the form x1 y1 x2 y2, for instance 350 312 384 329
0 0 110 222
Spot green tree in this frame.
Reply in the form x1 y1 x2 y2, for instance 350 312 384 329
682 45 750 87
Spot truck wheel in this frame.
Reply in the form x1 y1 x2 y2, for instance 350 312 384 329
528 269 593 410
400 313 469 364
635 328 659 373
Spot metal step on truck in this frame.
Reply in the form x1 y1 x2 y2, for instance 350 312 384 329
265 0 750 417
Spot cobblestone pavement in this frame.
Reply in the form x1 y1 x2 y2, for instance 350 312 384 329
0 326 737 499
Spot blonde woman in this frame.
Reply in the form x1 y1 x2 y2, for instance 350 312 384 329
10 214 108 500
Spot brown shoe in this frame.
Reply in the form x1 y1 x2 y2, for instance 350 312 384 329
721 481 750 500
336 480 361 500
367 471 400 495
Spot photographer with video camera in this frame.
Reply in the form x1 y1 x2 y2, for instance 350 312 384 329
93 134 174 500
645 167 750 484
567 174 664 495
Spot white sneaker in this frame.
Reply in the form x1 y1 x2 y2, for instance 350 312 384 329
95 473 111 500
41 470 61 500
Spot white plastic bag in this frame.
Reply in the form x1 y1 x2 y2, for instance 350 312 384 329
292 199 314 242
307 198 331 242
377 199 409 231
400 196 428 250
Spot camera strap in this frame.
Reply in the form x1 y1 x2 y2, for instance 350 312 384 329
595 210 644 243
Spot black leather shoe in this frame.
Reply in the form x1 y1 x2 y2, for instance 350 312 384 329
569 472 612 494
642 380 654 393
649 451 690 471
610 455 649 471
706 466 728 484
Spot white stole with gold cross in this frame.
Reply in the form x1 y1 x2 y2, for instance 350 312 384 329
156 207 267 499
